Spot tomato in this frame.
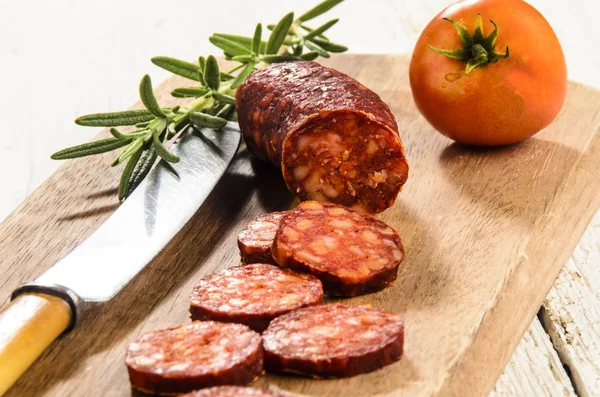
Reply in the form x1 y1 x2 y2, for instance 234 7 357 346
409 0 567 146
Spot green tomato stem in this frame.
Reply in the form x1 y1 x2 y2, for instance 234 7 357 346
429 14 509 74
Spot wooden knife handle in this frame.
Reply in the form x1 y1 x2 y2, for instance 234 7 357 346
0 293 71 395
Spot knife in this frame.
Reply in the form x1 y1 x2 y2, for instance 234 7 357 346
0 123 241 395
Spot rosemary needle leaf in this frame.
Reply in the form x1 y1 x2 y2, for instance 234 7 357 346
252 24 262 54
212 33 268 53
215 104 233 119
220 72 235 81
298 0 344 22
209 35 252 57
118 148 143 201
231 55 254 63
116 137 144 165
125 147 158 198
311 36 348 52
198 56 206 71
204 55 221 91
211 34 252 50
300 24 330 40
300 52 320 61
202 103 221 117
152 129 180 162
212 92 236 105
166 122 177 139
262 54 303 63
135 120 152 128
110 128 129 140
266 12 294 54
231 62 255 89
171 87 210 98
51 137 131 160
304 40 330 58
303 18 339 41
151 56 203 82
75 109 155 127
292 44 304 56
139 75 166 118
190 111 228 129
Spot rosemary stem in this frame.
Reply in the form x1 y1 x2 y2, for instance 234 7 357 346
175 80 238 130
54 0 347 201
227 63 246 74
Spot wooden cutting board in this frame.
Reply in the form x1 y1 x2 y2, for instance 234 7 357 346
1 54 600 397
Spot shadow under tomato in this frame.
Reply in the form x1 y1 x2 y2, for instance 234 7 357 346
438 137 581 226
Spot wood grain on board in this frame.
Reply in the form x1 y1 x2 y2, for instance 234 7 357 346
0 54 599 396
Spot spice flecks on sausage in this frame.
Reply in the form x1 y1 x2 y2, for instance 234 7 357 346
237 212 286 265
282 110 407 214
262 303 404 378
236 61 409 214
272 201 404 296
190 264 323 332
182 386 285 397
125 322 263 395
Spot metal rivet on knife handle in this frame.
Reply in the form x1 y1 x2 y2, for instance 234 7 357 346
11 282 84 332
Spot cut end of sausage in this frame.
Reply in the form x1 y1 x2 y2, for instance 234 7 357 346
125 322 263 395
262 303 404 378
237 212 286 265
282 110 409 214
272 201 405 297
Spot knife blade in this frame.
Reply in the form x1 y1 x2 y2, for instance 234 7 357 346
0 123 241 394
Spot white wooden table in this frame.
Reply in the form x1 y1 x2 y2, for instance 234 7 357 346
1 0 599 395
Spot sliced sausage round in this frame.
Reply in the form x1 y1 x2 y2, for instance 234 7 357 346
272 201 404 296
262 303 404 378
182 386 285 397
237 212 286 265
190 264 323 332
236 61 409 214
125 321 263 395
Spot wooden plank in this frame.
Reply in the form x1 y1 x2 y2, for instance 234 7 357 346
1 54 600 396
491 318 576 397
540 210 600 396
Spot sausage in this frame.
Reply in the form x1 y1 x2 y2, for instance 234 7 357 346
272 201 404 296
237 212 286 265
125 322 263 395
236 61 409 214
182 387 286 397
262 303 404 378
190 264 323 332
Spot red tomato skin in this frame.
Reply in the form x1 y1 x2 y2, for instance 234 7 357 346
409 0 567 146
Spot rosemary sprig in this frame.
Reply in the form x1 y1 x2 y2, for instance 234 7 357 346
51 0 347 201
